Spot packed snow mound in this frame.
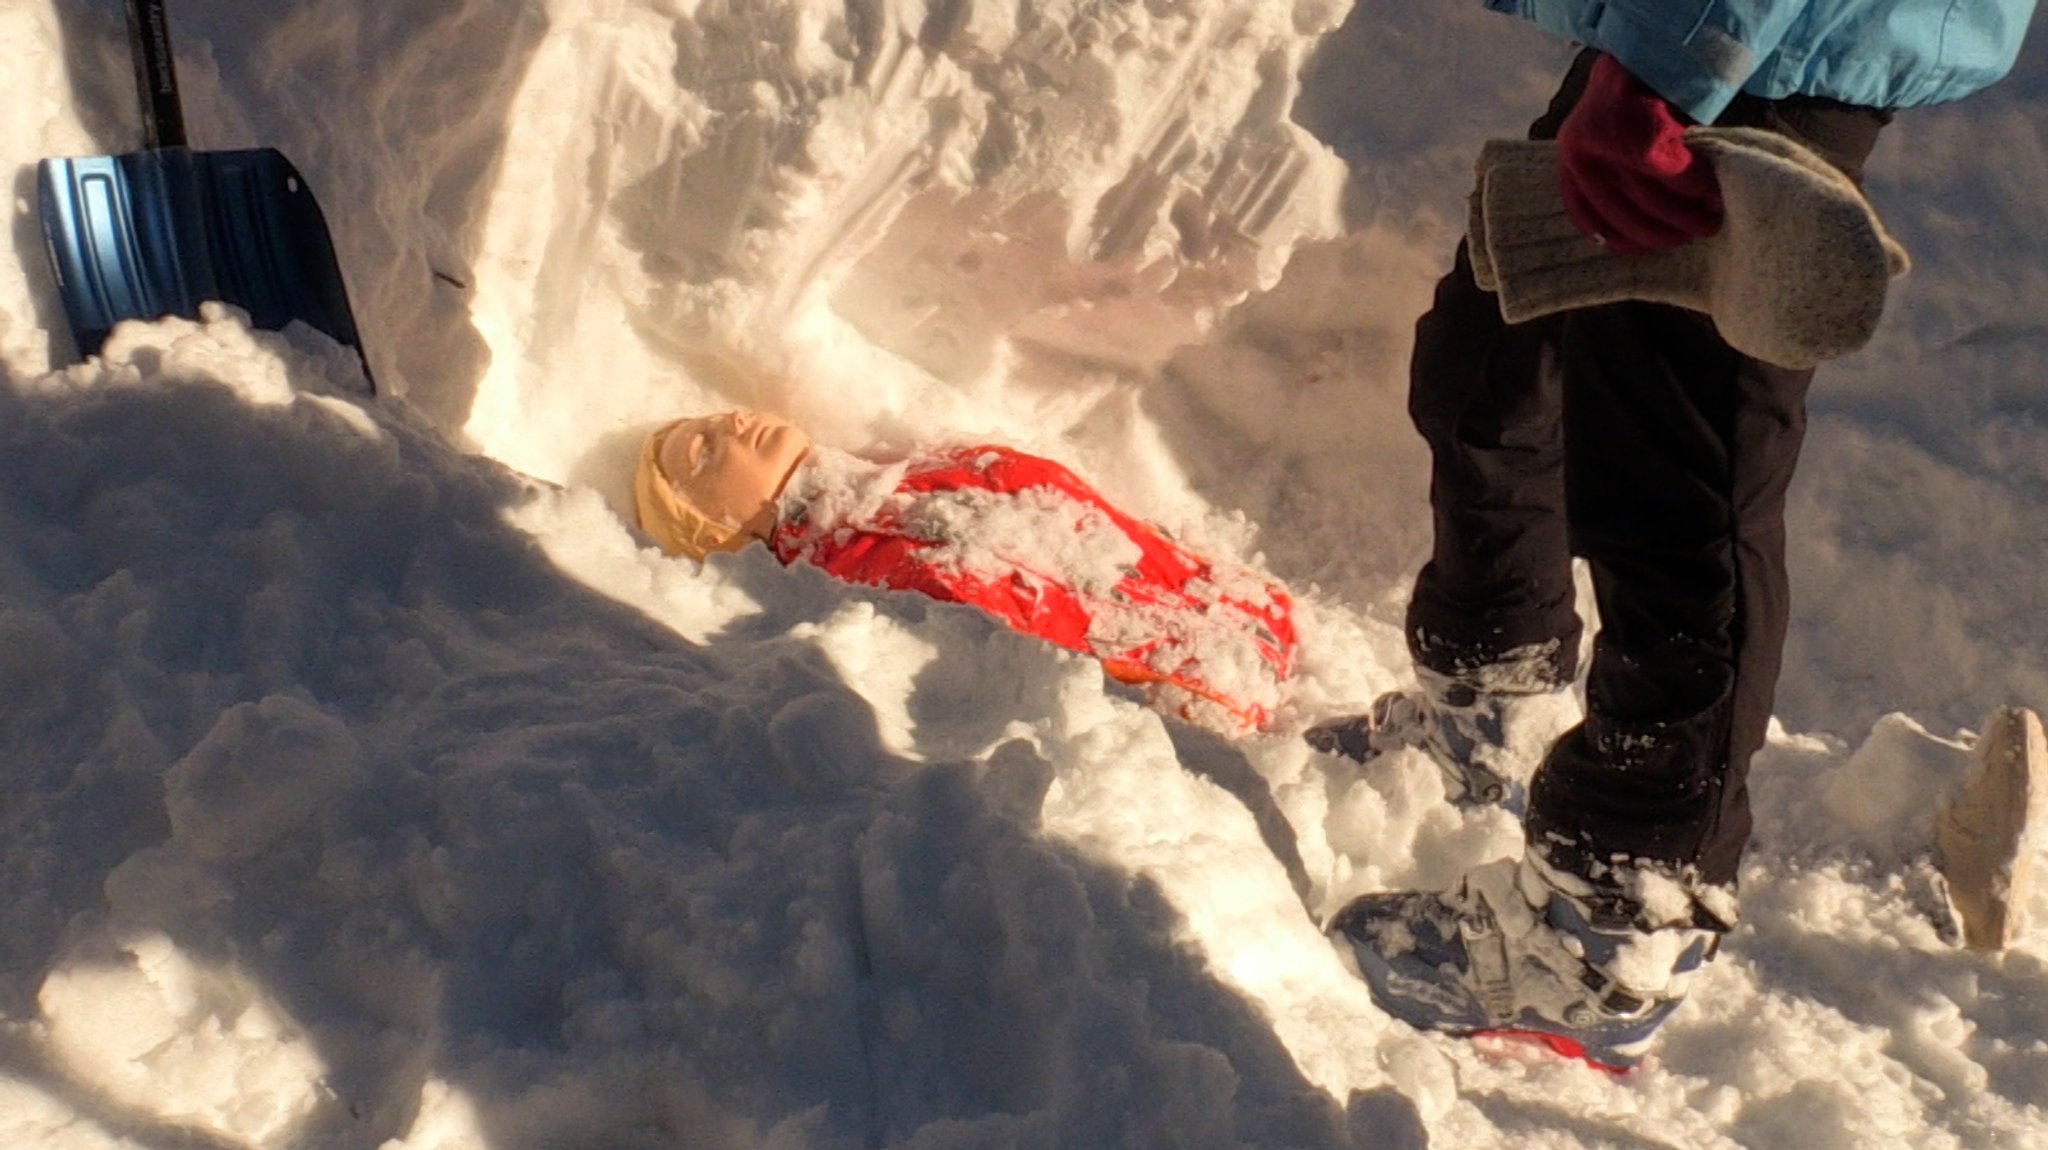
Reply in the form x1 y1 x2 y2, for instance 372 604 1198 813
0 310 1403 1149
6 316 2045 1150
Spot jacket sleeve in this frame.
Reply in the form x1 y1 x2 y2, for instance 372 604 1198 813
1532 0 1810 123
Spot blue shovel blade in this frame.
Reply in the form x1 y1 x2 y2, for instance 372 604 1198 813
38 146 372 395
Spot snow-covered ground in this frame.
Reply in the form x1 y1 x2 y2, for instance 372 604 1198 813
1 1 2044 1147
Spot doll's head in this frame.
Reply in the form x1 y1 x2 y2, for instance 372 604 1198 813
635 410 813 559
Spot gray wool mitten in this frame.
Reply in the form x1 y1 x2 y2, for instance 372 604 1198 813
1468 127 1909 369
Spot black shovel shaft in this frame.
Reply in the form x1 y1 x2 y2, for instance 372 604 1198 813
124 0 188 149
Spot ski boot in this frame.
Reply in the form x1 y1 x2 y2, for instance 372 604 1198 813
1328 853 1727 1072
1305 667 1577 816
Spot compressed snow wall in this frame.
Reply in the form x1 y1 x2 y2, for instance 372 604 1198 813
454 0 1349 486
0 0 1351 534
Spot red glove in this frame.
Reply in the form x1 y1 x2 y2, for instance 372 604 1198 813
1556 53 1723 257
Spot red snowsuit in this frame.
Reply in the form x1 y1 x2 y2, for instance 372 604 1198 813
769 446 1295 731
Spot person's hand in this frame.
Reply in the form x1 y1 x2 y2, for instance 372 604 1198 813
1556 53 1723 256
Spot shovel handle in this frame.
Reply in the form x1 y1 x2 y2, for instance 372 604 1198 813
124 0 188 149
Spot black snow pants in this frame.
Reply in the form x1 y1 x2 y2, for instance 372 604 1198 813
1404 50 1891 889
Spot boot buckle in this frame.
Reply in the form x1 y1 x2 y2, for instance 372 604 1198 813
1459 893 1518 1024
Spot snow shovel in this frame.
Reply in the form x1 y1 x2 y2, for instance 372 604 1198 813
37 0 374 394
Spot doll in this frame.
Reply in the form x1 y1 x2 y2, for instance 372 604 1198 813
635 411 1294 731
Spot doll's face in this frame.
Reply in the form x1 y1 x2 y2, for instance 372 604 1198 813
659 411 813 539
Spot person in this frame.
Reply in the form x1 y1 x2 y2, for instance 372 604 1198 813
633 410 1296 732
1309 3 2040 1071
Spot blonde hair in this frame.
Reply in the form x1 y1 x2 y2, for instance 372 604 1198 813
634 419 751 561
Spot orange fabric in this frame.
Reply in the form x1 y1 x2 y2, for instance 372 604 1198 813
771 445 1294 730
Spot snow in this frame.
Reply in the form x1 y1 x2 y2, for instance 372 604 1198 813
1 1 2044 1147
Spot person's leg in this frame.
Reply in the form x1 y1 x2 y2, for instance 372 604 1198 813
1527 94 1892 895
1308 56 1613 802
1336 294 1800 1067
1400 53 1601 692
1525 301 1805 890
1307 64 1598 803
1401 242 1579 690
1330 90 1894 1070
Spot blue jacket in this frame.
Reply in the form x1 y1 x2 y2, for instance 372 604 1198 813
1488 0 2038 123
